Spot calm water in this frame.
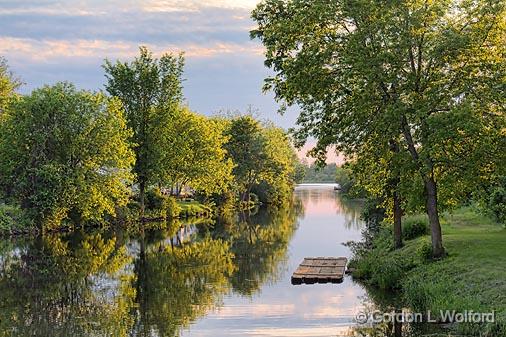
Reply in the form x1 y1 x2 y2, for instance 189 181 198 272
0 185 443 336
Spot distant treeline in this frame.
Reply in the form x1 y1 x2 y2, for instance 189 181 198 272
300 163 338 183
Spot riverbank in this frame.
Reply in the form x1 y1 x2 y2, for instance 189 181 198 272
0 199 214 237
350 207 506 335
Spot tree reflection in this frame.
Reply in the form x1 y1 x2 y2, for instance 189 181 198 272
132 233 234 337
211 199 302 295
0 201 303 337
0 232 135 337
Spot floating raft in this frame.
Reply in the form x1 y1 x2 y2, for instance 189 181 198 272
291 257 347 285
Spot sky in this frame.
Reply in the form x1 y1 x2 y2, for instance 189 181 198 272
0 0 341 164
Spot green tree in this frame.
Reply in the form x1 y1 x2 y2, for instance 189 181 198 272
303 164 338 183
0 57 21 117
104 46 184 215
224 116 268 202
255 123 299 204
252 0 505 257
335 165 354 194
293 161 306 183
0 83 134 229
162 108 234 196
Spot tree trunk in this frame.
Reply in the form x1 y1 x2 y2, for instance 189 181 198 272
393 189 403 249
425 176 445 258
139 179 146 219
401 117 444 257
389 139 403 249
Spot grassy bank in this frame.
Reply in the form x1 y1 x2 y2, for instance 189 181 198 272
176 199 213 218
350 207 506 335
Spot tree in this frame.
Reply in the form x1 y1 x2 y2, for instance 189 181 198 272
0 57 21 117
0 82 134 229
224 116 269 202
162 108 234 196
256 123 299 204
293 161 306 184
252 0 505 258
103 46 184 215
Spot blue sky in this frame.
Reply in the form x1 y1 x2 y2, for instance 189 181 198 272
0 0 298 128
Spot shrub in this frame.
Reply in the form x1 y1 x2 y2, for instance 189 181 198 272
403 215 429 240
145 188 180 219
0 203 31 234
416 238 433 261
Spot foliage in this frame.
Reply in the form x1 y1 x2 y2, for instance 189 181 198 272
258 123 299 204
335 165 354 193
252 0 506 258
402 214 429 240
351 207 506 335
0 83 134 229
145 188 180 219
477 176 506 224
302 163 337 183
162 108 234 196
416 237 433 261
225 116 298 204
224 115 268 201
177 200 212 218
0 203 31 234
293 161 306 183
0 56 21 117
104 46 184 211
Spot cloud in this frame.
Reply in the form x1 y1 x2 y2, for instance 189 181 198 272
0 37 264 62
141 0 259 12
0 1 300 128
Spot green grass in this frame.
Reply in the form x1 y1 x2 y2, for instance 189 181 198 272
351 207 506 335
176 200 212 218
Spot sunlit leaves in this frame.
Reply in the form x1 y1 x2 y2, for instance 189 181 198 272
0 83 135 229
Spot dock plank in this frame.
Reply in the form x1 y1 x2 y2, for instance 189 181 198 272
291 257 347 285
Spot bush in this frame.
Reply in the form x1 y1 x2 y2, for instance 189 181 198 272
403 215 429 240
0 203 32 234
416 238 433 261
145 189 180 219
487 184 506 224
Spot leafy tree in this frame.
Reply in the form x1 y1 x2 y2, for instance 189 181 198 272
0 83 134 229
335 165 354 194
162 108 234 196
256 123 299 204
252 0 505 257
104 47 184 215
0 56 21 117
224 116 298 204
224 116 269 202
293 161 306 183
303 164 338 183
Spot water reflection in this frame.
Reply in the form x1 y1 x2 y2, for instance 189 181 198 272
0 199 303 337
0 233 135 336
0 186 448 337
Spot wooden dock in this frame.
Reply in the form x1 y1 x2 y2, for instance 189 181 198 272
291 257 347 285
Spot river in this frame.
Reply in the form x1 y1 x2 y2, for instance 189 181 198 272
0 184 445 336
